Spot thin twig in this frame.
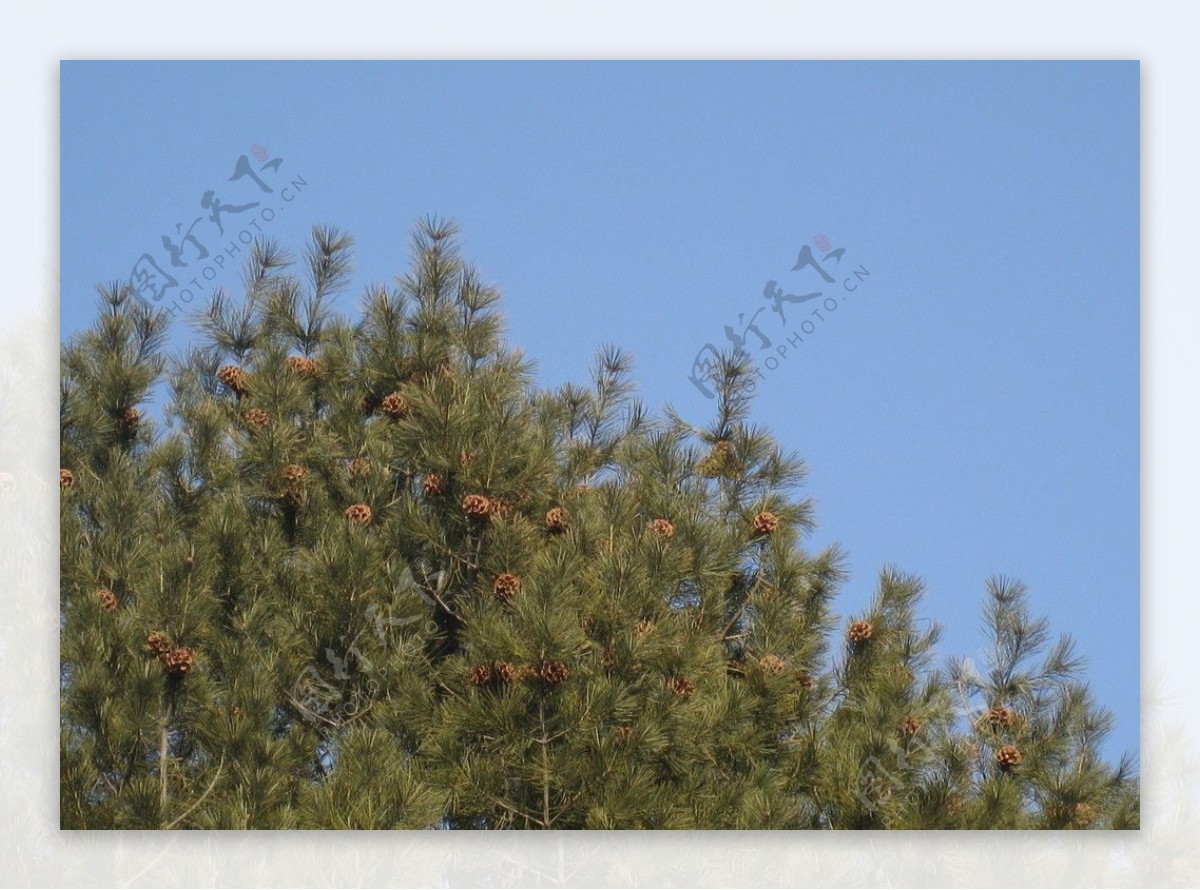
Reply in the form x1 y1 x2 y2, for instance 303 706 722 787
539 700 552 828
429 587 457 618
164 757 225 830
488 794 545 828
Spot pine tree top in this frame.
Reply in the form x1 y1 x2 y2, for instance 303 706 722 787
59 219 1138 830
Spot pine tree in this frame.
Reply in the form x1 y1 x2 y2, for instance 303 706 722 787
60 219 1138 829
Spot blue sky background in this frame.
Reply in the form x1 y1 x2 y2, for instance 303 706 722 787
61 61 1139 763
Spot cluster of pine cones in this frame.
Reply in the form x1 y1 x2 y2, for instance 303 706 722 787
468 659 569 688
145 632 195 678
459 493 518 520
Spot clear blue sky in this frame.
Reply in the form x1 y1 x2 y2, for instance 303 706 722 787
61 61 1139 763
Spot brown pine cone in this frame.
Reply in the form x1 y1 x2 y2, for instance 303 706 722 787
217 365 249 396
118 406 141 430
538 659 570 685
282 464 308 484
797 672 816 691
758 654 787 676
492 661 516 684
242 407 271 431
513 664 538 683
459 451 476 466
162 646 195 677
752 511 780 535
380 391 408 419
462 493 492 517
493 572 522 603
60 468 75 489
612 725 633 746
344 503 373 525
667 676 696 699
633 619 656 637
985 705 1013 728
422 473 445 497
348 456 371 478
545 506 570 534
96 588 118 611
712 440 736 460
699 440 739 477
145 632 171 657
646 518 675 540
468 663 492 687
848 620 874 643
598 648 617 670
726 658 747 678
899 716 923 737
996 745 1023 771
285 355 320 377
487 498 514 519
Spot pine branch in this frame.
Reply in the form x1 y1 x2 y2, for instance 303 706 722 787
164 757 225 830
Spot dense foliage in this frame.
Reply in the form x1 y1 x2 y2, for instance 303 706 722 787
60 220 1138 829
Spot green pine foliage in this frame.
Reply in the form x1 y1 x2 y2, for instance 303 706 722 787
59 219 1138 829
